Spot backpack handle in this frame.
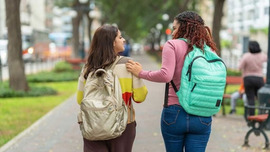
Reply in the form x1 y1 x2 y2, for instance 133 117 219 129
94 69 107 77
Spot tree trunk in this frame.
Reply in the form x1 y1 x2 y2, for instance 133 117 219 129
212 0 225 56
71 12 82 58
87 15 93 54
179 0 190 12
5 0 29 91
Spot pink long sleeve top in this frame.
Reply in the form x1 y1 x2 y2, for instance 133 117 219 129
238 52 267 78
139 39 188 106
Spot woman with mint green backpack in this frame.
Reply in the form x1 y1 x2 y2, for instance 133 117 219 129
126 11 219 152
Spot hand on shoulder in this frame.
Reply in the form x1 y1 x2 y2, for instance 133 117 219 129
126 60 142 77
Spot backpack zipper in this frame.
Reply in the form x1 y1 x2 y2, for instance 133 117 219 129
187 56 226 81
191 83 197 92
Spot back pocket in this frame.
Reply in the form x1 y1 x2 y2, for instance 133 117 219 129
199 116 212 126
162 108 180 125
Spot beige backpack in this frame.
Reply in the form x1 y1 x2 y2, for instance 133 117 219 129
77 57 128 140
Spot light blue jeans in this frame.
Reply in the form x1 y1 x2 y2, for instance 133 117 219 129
161 105 212 152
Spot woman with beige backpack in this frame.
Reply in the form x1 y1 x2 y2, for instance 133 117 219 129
76 25 148 152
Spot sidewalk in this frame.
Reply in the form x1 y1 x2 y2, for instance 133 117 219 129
1 53 270 152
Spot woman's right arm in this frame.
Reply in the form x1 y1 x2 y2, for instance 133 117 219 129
127 41 176 83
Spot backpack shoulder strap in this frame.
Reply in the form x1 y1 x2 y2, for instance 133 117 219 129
178 38 187 42
170 80 178 92
110 56 123 70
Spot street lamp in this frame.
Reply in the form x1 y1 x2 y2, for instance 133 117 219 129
156 23 163 50
156 23 163 31
79 0 88 3
258 6 270 129
162 13 170 41
162 14 169 21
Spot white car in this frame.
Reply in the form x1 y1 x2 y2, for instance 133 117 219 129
0 40 8 66
132 43 143 55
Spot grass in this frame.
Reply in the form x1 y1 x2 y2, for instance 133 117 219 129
223 84 245 115
0 81 77 147
225 84 240 94
222 101 245 115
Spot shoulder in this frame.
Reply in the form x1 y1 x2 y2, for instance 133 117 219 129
163 39 188 56
260 52 267 57
240 53 251 62
163 39 188 50
259 52 268 60
242 52 250 57
166 39 187 46
117 56 133 64
114 56 132 77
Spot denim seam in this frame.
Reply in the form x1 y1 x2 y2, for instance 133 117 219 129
163 110 180 125
187 115 189 132
199 117 212 126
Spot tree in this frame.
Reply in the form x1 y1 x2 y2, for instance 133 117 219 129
5 0 29 91
98 0 196 42
212 0 226 56
163 0 195 22
98 0 162 40
55 0 198 53
55 0 93 58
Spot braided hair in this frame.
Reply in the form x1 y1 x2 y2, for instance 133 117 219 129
173 11 217 54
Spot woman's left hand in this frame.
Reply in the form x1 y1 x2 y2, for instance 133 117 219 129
126 60 142 77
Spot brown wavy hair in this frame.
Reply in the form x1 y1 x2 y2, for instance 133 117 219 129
83 25 119 79
173 11 217 54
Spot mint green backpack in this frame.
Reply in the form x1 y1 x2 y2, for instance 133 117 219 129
171 38 227 117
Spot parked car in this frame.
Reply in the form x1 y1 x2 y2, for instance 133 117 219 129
132 43 143 55
0 39 35 65
22 46 35 62
0 39 8 66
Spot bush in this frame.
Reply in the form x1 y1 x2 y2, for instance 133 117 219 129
27 71 80 82
0 83 57 98
227 69 241 76
53 61 73 72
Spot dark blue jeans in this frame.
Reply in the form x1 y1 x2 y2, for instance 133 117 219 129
161 105 212 152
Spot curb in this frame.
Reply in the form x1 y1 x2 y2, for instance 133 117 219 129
0 95 75 152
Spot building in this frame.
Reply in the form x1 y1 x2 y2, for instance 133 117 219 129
227 0 269 34
227 0 269 52
0 0 6 39
20 0 54 61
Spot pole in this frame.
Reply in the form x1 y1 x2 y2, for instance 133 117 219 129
0 54 2 82
258 3 270 129
267 5 270 85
